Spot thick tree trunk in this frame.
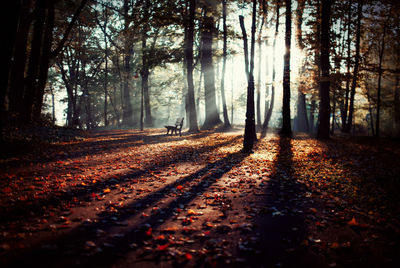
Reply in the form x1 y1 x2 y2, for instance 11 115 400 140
1 0 21 139
295 0 309 133
281 0 292 136
242 0 257 153
297 91 309 132
185 0 199 132
317 0 332 139
33 0 55 119
201 10 222 129
8 0 30 116
23 0 46 122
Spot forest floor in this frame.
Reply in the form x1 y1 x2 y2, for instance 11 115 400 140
1 127 400 268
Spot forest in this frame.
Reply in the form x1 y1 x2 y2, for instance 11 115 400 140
1 0 400 267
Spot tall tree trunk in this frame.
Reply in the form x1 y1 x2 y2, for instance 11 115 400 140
8 0 30 117
221 0 231 129
295 0 309 133
104 7 108 126
317 0 332 139
242 0 257 153
257 0 268 130
342 2 352 130
201 8 222 129
1 0 21 138
376 16 389 138
344 0 362 133
185 0 199 132
33 0 55 119
23 0 46 122
141 0 152 128
256 2 265 130
122 0 134 126
281 0 292 136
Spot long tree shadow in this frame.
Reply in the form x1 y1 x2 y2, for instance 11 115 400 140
0 135 241 225
247 135 326 267
1 129 216 168
2 150 247 267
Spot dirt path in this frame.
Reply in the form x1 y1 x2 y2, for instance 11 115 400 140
1 129 399 267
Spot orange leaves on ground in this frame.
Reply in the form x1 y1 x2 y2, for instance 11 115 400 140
347 216 368 228
348 217 358 226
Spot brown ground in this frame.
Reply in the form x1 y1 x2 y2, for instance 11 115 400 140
0 128 399 267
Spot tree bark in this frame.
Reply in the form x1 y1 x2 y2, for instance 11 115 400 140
104 6 108 126
242 0 257 153
141 0 152 128
8 0 30 117
33 0 55 119
185 0 199 132
1 0 21 138
317 0 332 139
220 0 231 129
122 0 134 126
295 0 309 133
23 0 46 122
281 0 292 136
376 16 389 137
342 2 352 131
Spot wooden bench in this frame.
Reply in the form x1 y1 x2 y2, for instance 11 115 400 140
164 117 184 136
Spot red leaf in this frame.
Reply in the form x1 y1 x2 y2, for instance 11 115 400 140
185 253 192 260
157 243 170 251
146 227 152 236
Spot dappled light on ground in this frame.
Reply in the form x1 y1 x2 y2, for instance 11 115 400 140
1 130 399 267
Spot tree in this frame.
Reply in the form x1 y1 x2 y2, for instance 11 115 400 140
242 0 257 153
141 0 153 129
375 10 390 137
343 0 362 133
317 0 332 139
122 0 135 126
185 0 199 132
295 0 309 133
220 0 231 129
281 0 292 136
